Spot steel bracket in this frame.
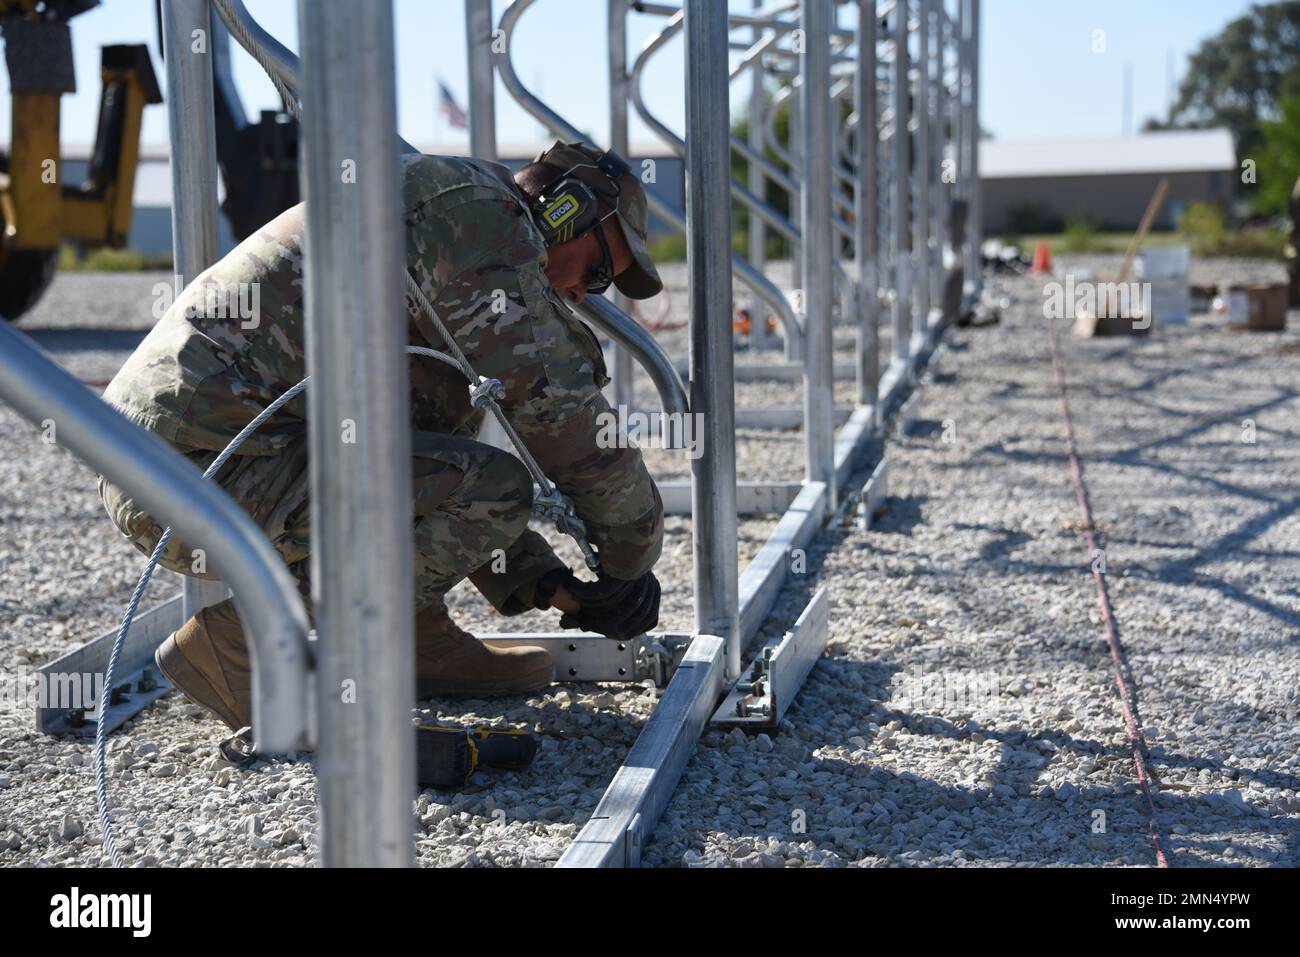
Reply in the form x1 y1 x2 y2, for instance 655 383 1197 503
711 586 830 729
35 595 184 736
858 456 890 529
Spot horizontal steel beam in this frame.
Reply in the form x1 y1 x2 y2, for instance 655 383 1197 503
35 596 184 735
36 612 688 731
736 480 829 645
741 406 854 430
658 480 803 516
627 405 853 431
556 634 726 867
672 360 859 383
479 632 691 685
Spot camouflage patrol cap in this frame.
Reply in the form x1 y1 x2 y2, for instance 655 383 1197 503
532 141 663 299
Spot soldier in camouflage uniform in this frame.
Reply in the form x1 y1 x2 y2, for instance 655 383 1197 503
99 142 666 732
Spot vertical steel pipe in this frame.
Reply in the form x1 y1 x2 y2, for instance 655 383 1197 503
162 0 230 621
960 0 975 286
953 0 965 212
855 0 879 415
800 0 834 497
967 0 982 296
912 0 930 345
608 0 635 410
467 0 511 453
931 0 945 312
465 0 498 160
788 90 803 296
298 0 414 868
163 0 220 282
747 0 769 348
891 0 912 366
683 0 740 679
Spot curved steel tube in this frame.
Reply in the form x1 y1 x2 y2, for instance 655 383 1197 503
757 72 855 224
729 30 780 82
215 0 690 417
0 320 312 752
632 0 858 40
630 11 806 246
497 0 804 358
577 295 688 418
210 0 299 104
628 6 851 317
762 80 797 169
212 0 420 156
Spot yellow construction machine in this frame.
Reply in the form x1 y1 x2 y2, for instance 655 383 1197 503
0 0 160 320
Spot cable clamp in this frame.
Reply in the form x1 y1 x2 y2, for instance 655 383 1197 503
469 377 506 409
531 487 601 570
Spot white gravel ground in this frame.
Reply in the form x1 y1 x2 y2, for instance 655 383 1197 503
641 256 1300 867
2 258 1298 867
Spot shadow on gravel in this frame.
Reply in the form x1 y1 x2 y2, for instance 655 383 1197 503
668 673 1165 866
873 495 926 535
754 672 1299 865
905 418 947 439
1101 393 1300 630
1110 390 1298 465
652 502 1297 866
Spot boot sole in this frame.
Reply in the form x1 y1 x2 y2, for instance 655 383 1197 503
155 633 247 732
417 661 555 699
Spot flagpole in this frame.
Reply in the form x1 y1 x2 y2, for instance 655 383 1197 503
433 71 440 152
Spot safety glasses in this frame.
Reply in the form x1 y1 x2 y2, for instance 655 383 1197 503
585 220 615 294
549 160 623 295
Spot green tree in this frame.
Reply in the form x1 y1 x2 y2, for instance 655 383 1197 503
1252 94 1300 215
1159 1 1300 158
730 92 858 258
731 93 795 259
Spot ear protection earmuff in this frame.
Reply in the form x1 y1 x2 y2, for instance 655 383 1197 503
533 179 601 246
531 149 633 248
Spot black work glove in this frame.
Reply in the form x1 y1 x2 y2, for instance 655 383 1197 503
557 569 661 640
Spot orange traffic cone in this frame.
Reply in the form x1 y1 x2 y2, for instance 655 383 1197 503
1031 241 1053 274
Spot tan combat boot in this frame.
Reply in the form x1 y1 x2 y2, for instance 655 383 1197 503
415 602 553 698
157 598 553 730
154 598 252 732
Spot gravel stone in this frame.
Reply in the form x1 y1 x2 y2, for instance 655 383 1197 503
3 260 1297 867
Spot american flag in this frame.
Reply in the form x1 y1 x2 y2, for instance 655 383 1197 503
438 80 468 130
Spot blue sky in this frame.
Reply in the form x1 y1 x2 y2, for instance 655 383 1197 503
0 0 1261 151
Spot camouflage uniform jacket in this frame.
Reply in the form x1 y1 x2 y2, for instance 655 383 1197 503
103 154 663 610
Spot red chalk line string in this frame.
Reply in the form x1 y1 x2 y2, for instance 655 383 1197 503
1045 313 1171 869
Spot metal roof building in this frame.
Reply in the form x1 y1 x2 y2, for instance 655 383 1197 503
979 128 1238 234
40 140 684 258
34 129 1240 254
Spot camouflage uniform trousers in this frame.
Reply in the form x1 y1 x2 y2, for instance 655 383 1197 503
98 426 538 631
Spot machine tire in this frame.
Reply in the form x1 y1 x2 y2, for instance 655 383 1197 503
0 245 60 324
0 152 61 323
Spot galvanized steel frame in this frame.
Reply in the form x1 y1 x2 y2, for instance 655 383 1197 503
4 0 981 869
